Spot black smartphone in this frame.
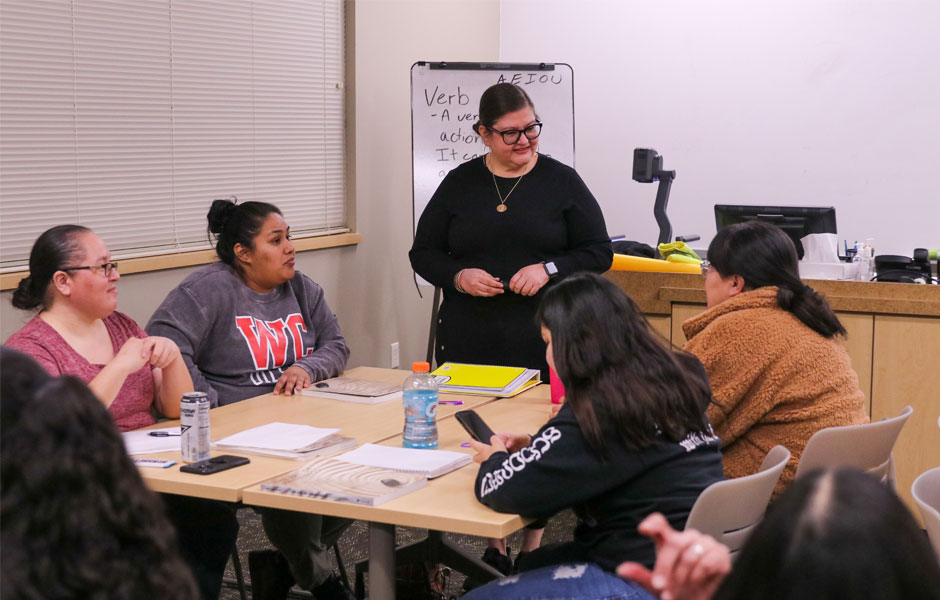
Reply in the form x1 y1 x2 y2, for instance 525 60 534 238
180 455 250 475
455 409 496 443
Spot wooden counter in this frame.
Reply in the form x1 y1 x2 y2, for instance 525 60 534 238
606 271 940 522
605 271 940 318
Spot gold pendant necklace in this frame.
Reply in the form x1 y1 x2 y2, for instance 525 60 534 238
488 155 528 213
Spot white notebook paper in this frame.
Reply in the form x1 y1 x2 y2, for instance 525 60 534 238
214 422 340 452
333 443 472 479
123 427 181 455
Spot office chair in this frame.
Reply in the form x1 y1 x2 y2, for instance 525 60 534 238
794 405 913 486
685 445 791 558
912 467 940 563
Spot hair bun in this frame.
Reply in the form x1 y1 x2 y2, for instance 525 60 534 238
11 275 41 310
207 198 238 234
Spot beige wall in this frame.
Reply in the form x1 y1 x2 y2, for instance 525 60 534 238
340 0 499 369
2 0 500 372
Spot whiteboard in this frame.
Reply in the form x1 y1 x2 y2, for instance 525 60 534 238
410 62 575 237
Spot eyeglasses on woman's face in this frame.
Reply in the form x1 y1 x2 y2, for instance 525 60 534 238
62 261 119 278
700 259 712 276
488 122 542 145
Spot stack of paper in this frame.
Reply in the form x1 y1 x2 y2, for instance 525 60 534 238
333 443 472 479
261 456 427 506
213 422 356 460
123 427 181 455
300 377 402 404
431 362 541 397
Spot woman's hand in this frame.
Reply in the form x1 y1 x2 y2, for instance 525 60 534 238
111 337 152 374
509 264 550 296
495 431 531 452
273 365 312 396
469 434 509 463
616 513 730 600
91 337 153 407
550 396 565 419
457 268 505 297
144 336 182 369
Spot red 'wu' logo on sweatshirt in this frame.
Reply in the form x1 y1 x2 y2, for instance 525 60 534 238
234 313 313 370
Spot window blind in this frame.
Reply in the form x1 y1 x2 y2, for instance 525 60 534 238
0 0 346 269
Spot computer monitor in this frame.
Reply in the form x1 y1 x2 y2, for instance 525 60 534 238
714 205 837 259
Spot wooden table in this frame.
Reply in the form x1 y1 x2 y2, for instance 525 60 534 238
242 383 554 600
135 367 553 599
138 367 491 501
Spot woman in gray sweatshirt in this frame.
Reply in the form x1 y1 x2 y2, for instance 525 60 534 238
147 198 354 600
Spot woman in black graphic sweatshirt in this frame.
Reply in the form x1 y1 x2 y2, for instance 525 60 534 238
466 273 723 599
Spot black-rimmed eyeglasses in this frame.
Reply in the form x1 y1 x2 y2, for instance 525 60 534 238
488 122 542 145
61 262 119 278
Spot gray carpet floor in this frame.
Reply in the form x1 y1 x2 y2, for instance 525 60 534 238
219 508 578 599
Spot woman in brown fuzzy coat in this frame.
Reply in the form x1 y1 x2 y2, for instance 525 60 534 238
683 221 867 494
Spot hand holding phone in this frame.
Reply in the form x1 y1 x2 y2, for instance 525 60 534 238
455 409 496 443
180 455 250 475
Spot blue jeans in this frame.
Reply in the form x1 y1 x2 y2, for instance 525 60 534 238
462 563 655 600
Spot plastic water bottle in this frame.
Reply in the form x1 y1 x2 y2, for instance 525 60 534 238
402 361 439 449
856 239 875 281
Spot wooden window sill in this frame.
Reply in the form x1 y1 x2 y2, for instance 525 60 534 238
0 232 362 291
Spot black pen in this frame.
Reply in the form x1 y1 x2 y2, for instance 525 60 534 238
148 431 181 437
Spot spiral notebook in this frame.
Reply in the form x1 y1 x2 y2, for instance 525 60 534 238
300 377 403 404
431 362 541 397
260 457 427 506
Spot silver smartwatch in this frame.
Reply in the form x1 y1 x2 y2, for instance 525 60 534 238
542 261 559 278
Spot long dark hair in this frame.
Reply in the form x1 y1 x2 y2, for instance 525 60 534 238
473 83 537 134
0 348 200 600
11 224 91 311
536 273 712 459
207 197 282 272
715 468 940 600
708 221 846 338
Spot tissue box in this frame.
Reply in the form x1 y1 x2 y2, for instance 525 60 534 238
799 261 858 281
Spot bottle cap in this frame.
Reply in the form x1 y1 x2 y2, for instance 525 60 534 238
412 361 430 372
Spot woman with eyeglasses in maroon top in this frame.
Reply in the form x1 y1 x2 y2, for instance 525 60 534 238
5 225 191 431
5 226 242 600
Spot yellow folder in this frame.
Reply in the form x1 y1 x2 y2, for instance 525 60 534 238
431 362 541 397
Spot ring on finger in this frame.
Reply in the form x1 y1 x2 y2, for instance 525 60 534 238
690 543 705 557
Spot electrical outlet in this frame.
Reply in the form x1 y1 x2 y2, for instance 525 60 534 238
390 342 400 369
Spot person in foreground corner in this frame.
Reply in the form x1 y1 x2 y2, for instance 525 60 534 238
147 198 353 600
410 81 612 577
683 221 868 495
1 347 201 600
4 224 236 600
463 272 723 599
618 468 940 600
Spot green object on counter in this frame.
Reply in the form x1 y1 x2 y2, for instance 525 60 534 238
666 253 702 264
658 241 702 262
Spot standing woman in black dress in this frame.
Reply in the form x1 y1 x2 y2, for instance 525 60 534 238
410 82 611 383
409 82 612 573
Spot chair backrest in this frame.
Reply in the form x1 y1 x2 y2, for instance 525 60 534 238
685 445 791 554
912 467 940 564
794 405 913 483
